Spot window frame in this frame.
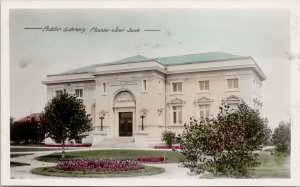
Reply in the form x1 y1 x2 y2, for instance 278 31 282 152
197 79 210 93
227 102 239 111
199 104 210 119
169 98 184 126
223 95 243 112
170 81 183 94
142 80 147 92
102 83 107 94
225 77 240 92
74 87 84 98
54 89 63 97
171 105 183 125
195 97 213 119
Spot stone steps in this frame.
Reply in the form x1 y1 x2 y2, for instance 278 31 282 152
92 138 137 148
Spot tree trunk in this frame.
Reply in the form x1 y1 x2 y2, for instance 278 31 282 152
62 140 65 159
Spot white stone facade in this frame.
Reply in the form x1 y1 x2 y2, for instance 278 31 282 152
43 52 266 147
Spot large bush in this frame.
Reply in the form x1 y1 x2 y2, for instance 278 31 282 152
178 103 271 177
272 121 290 155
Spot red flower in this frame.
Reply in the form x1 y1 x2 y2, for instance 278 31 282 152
137 157 164 162
56 159 143 172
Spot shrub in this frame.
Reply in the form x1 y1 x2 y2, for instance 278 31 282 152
272 121 291 155
137 157 164 162
56 159 143 172
178 103 271 177
162 131 176 147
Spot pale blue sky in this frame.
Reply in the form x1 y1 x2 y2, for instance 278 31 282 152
10 9 291 128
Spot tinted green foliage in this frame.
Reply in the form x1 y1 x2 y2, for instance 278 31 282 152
10 161 30 167
10 118 43 144
32 166 165 178
272 121 290 155
40 90 93 158
162 131 176 147
178 103 271 177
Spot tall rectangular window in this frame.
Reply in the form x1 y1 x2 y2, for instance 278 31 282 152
75 89 83 97
198 80 209 91
172 82 182 93
199 104 210 118
227 78 239 90
142 80 147 91
172 106 183 124
102 83 106 93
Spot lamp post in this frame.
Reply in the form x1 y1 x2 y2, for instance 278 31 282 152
140 115 145 131
139 109 147 131
99 110 106 131
100 116 104 131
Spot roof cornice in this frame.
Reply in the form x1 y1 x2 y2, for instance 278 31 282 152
249 56 267 81
42 78 95 85
166 64 261 76
92 66 167 76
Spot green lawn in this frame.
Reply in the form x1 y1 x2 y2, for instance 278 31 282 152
10 161 30 167
11 147 62 152
36 149 289 178
36 149 185 163
251 151 290 178
32 166 165 178
10 144 45 147
10 153 33 158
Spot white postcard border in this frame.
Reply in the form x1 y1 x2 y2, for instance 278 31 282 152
1 0 300 186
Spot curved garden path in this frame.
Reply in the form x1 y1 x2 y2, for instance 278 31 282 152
10 148 198 179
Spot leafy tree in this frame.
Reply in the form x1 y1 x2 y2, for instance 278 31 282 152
10 122 22 144
10 118 42 144
178 102 271 177
40 90 93 158
272 121 291 155
37 120 46 144
162 131 176 147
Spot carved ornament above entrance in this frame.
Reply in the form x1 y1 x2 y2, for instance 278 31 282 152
168 98 185 107
115 91 135 102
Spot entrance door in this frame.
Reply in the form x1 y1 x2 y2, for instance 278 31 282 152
119 112 133 137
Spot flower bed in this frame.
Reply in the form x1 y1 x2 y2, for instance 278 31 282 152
153 145 184 150
45 144 92 147
56 159 143 172
137 157 164 162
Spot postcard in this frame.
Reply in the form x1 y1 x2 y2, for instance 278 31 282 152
1 0 300 186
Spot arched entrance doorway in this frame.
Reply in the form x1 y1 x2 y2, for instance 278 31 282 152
113 90 136 137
